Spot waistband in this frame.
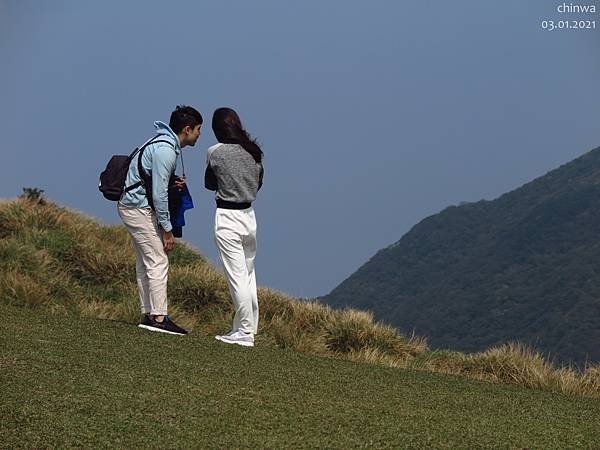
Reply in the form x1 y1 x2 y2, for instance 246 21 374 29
216 199 252 210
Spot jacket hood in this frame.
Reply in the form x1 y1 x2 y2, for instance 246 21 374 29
154 121 181 154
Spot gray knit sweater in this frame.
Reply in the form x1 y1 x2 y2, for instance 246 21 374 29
205 143 263 204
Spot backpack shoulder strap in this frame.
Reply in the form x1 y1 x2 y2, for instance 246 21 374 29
133 137 176 187
123 136 174 193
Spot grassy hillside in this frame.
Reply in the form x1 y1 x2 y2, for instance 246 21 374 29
322 145 600 367
2 304 600 448
0 197 599 402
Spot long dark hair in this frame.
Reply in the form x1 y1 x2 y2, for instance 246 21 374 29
212 107 263 163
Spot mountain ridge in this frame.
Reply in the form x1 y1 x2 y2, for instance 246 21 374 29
322 145 600 366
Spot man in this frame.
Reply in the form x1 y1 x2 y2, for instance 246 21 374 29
118 105 202 335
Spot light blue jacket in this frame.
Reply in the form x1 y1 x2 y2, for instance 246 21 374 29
119 121 181 232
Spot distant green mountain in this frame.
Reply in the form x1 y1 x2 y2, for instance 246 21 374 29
322 146 600 367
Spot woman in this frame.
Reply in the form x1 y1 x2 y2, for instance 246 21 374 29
205 107 264 347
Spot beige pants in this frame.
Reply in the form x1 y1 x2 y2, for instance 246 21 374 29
214 207 258 334
118 204 169 315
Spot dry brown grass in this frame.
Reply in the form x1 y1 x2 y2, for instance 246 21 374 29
407 343 600 398
1 198 598 399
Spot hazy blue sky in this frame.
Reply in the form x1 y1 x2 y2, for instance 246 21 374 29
1 1 599 298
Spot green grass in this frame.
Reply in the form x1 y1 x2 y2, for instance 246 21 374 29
2 304 599 449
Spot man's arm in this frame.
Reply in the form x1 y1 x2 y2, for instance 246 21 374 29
151 145 176 233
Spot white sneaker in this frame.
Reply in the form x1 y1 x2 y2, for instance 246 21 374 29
215 330 235 341
216 330 254 347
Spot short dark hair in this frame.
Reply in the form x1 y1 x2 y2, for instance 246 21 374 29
169 105 203 134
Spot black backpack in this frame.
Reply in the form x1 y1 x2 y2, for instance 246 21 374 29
98 135 173 201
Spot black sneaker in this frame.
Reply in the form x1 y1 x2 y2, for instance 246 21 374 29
138 314 152 330
144 316 188 336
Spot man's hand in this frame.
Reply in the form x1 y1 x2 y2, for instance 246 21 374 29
174 176 186 191
163 231 175 252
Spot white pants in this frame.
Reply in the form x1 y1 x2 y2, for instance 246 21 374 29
118 204 169 316
214 207 258 334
